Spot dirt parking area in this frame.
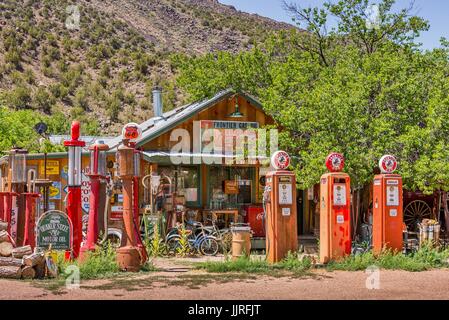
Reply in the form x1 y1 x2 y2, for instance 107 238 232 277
0 257 448 300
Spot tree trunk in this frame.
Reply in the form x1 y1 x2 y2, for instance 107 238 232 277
0 242 13 257
0 266 21 279
0 256 23 267
21 266 36 279
11 245 32 259
23 253 44 267
0 230 10 243
444 192 449 236
0 222 7 232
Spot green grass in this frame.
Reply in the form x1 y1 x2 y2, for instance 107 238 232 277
327 242 449 272
56 242 155 280
195 251 313 276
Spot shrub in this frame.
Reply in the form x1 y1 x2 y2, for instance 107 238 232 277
33 87 55 113
57 242 120 280
6 85 32 109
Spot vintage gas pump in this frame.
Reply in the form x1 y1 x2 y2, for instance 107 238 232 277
116 123 143 271
264 151 298 263
80 140 109 257
64 121 86 259
372 155 403 254
8 147 28 244
22 169 40 248
320 153 351 264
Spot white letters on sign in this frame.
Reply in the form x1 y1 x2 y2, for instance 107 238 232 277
279 183 292 205
333 184 347 206
386 186 399 206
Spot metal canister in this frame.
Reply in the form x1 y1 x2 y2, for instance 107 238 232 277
231 223 252 260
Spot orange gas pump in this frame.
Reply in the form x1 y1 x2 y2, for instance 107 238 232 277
372 155 403 254
264 151 298 263
320 153 351 264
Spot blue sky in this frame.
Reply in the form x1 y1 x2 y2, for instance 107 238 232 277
218 0 449 50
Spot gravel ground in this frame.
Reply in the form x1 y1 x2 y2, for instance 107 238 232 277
1 267 449 300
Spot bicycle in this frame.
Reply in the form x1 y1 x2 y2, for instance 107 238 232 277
166 221 220 256
202 219 233 253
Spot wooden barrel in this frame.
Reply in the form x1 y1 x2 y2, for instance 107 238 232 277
231 225 251 260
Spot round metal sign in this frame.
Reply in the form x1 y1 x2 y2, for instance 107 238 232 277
325 153 345 172
122 122 142 142
379 155 397 173
271 150 291 170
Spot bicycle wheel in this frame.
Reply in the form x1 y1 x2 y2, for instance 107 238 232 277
166 236 181 254
199 237 219 256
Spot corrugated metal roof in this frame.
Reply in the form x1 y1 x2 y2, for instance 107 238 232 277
107 88 264 150
49 135 116 146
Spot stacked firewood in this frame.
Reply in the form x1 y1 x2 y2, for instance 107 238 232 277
0 221 45 279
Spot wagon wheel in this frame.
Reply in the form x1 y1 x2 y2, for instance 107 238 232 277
404 200 432 231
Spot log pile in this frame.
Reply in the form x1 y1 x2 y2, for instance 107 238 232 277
0 222 45 279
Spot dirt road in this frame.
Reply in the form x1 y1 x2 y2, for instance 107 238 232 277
1 268 448 300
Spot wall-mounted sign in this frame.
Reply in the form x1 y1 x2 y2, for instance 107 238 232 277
224 180 239 194
49 181 61 200
379 155 397 174
326 153 345 172
271 151 291 170
39 160 60 176
199 120 259 156
36 210 72 250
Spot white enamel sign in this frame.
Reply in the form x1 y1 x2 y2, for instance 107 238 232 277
333 184 347 206
279 183 293 205
386 186 399 206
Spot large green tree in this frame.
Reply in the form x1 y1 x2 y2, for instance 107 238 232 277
174 0 449 195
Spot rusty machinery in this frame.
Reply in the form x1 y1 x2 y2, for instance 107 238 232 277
319 153 351 264
372 155 403 254
263 151 298 263
116 123 144 272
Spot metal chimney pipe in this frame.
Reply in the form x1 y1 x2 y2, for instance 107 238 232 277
152 86 163 119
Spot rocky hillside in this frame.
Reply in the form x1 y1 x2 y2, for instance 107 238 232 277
0 0 292 134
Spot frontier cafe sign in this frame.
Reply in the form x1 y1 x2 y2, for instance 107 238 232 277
199 120 259 156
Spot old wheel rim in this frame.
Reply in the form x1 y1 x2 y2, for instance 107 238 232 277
404 200 432 231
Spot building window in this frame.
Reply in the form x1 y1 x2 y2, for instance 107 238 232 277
158 165 200 207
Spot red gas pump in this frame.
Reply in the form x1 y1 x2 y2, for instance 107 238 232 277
22 169 40 248
373 155 403 254
64 121 85 259
319 153 352 264
80 140 109 258
116 123 143 271
264 151 298 263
